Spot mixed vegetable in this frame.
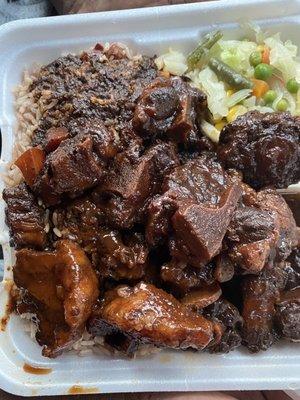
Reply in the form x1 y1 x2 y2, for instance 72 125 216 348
155 25 300 141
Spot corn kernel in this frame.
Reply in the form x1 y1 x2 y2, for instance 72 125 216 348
215 121 226 131
257 45 265 52
226 89 234 97
227 105 247 123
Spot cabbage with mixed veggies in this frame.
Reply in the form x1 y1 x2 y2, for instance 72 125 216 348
155 25 300 140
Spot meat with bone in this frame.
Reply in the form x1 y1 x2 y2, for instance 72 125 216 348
14 240 99 357
88 282 222 350
3 183 47 249
133 76 208 146
226 189 298 273
275 287 300 342
241 264 288 352
218 111 300 189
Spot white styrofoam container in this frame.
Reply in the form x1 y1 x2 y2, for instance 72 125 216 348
0 0 300 396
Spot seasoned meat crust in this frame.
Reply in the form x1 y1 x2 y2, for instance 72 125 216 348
14 240 99 357
218 111 300 189
88 282 222 351
31 50 158 148
3 183 47 249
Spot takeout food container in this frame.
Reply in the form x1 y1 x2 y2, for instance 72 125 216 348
0 0 300 396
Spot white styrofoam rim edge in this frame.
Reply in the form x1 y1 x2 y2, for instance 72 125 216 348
0 0 300 396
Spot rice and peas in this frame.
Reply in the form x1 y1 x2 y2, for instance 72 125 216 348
7 25 300 355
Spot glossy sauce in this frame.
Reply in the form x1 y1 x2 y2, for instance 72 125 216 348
67 385 99 394
23 363 52 375
282 191 300 226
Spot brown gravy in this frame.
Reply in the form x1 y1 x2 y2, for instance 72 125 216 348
23 363 52 375
282 191 300 226
67 385 99 394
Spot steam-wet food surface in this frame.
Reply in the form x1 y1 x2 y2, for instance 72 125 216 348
4 42 300 358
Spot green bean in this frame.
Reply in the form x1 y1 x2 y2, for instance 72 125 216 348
187 30 223 70
208 58 253 90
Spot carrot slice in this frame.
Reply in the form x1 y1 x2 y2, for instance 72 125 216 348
44 127 69 153
15 147 46 186
262 47 270 64
252 78 269 98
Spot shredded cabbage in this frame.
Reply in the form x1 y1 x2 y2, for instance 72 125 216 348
249 105 274 113
217 40 256 77
243 22 266 44
156 27 300 123
227 89 252 108
188 67 228 120
155 48 187 76
243 95 257 108
264 34 300 82
201 120 220 143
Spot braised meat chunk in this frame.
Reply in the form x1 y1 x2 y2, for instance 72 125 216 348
171 182 241 267
14 240 99 357
34 133 104 206
65 117 119 160
3 183 47 249
97 230 149 281
162 154 230 206
54 197 102 247
218 111 300 189
88 283 222 351
44 127 70 153
275 288 300 342
181 283 222 311
203 299 243 353
146 154 241 256
226 189 298 273
286 247 300 290
95 141 179 229
241 265 288 352
161 259 215 295
133 76 208 145
226 206 278 273
257 189 298 260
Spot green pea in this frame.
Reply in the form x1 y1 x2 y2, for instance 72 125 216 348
286 78 300 94
254 63 273 81
249 51 262 67
276 98 288 112
263 90 277 104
